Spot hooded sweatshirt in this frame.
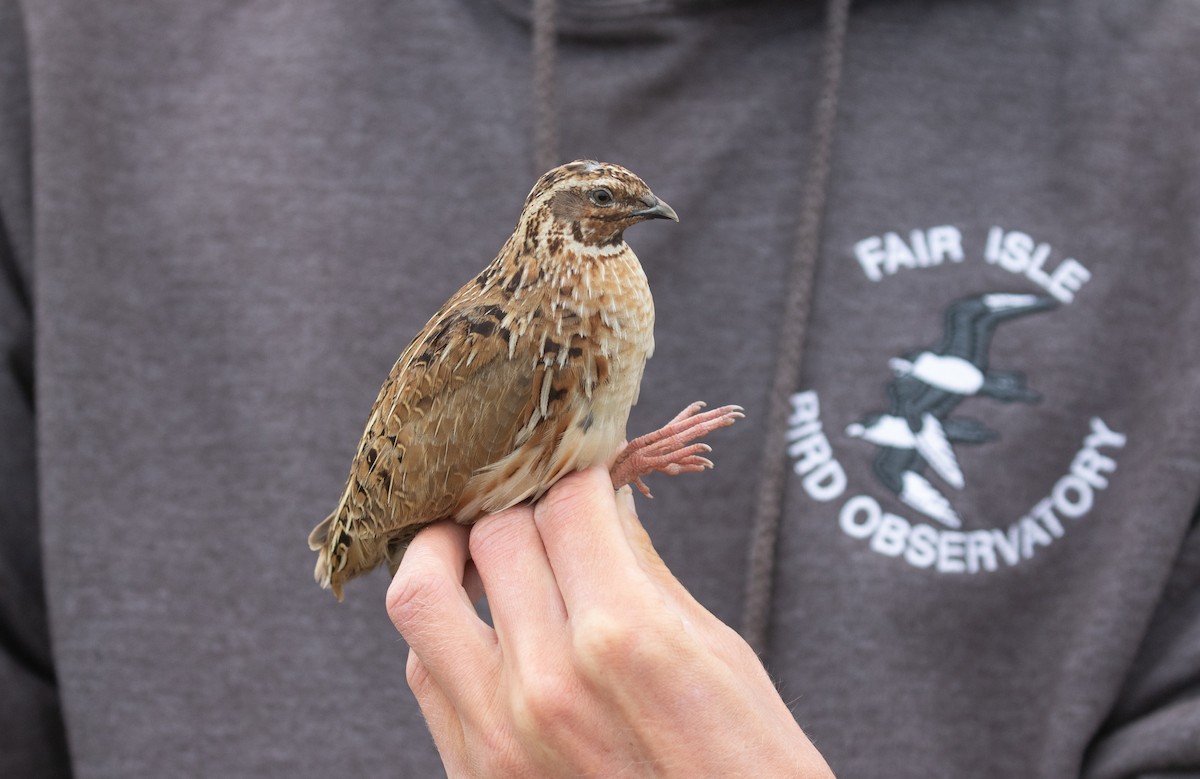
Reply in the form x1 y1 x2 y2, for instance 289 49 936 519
2 1 1198 777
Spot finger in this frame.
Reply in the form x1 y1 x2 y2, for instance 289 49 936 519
469 503 567 656
533 467 649 610
406 649 468 775
613 489 757 666
613 487 705 613
387 521 498 711
612 486 673 581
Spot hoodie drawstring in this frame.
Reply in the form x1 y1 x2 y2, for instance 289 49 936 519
742 0 852 657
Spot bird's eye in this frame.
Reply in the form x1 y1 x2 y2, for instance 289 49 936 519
588 188 615 207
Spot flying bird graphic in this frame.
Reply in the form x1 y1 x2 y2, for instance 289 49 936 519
847 293 1057 527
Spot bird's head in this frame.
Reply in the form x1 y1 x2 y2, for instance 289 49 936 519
522 160 678 247
888 356 915 376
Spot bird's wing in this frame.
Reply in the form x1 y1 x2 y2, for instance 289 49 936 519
934 295 988 358
938 293 1052 367
311 275 552 578
899 471 962 528
914 413 965 489
310 281 560 597
344 295 544 539
311 267 636 597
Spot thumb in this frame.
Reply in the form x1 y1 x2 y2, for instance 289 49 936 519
612 487 704 613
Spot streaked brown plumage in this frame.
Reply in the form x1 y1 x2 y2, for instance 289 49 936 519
310 160 741 600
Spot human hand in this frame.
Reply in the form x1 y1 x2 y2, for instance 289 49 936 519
387 466 834 778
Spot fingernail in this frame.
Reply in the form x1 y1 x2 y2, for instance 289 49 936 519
618 485 638 514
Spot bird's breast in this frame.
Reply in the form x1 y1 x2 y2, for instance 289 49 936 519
455 245 655 518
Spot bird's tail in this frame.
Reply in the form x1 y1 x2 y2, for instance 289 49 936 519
308 507 390 601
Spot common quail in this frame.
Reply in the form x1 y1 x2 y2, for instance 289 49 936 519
310 160 741 599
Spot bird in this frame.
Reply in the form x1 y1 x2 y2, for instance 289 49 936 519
886 293 1058 408
846 410 996 528
847 411 969 490
846 292 1056 527
309 160 742 600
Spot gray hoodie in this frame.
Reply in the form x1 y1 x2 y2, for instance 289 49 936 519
2 1 1197 776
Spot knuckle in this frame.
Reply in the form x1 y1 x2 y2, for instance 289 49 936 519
534 468 605 525
572 610 689 680
533 488 583 527
571 611 644 673
512 673 575 736
467 509 529 562
385 567 452 635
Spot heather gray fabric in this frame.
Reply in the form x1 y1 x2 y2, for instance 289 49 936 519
2 1 1198 777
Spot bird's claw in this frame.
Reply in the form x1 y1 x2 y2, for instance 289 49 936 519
610 402 743 495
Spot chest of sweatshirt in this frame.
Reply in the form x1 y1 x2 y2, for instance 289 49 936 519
21 1 1199 774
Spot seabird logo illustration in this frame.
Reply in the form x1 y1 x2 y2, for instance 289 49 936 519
846 293 1057 527
786 221 1128 575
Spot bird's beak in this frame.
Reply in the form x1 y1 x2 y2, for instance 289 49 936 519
632 195 679 222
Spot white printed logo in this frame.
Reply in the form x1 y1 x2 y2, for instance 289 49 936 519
787 224 1124 574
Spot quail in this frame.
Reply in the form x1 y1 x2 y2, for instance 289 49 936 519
310 160 742 600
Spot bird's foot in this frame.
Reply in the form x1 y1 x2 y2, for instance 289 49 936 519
610 402 744 498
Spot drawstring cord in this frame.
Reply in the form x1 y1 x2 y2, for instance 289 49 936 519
741 0 852 657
